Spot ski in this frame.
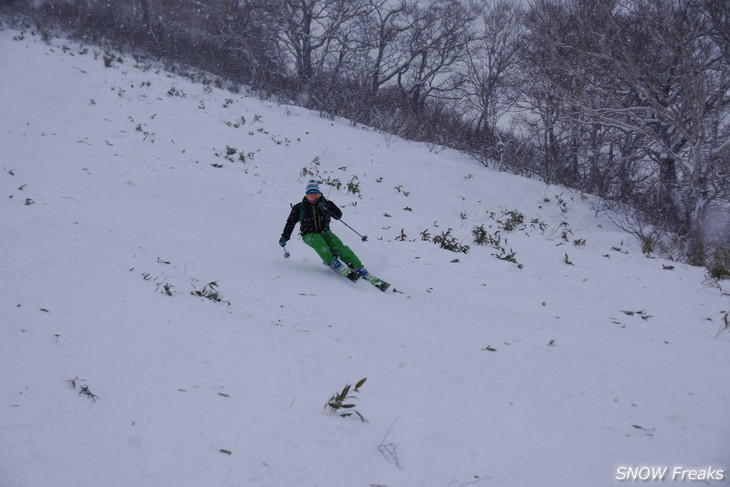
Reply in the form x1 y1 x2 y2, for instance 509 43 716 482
363 274 390 292
332 266 390 291
353 269 390 292
331 263 361 282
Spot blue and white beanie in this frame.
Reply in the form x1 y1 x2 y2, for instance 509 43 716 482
306 180 321 195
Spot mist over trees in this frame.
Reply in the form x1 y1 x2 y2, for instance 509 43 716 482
2 0 728 274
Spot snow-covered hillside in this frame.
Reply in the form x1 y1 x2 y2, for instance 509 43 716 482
1 26 728 487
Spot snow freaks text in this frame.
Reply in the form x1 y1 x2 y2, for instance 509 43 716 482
616 466 725 482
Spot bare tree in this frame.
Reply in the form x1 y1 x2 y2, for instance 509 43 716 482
355 0 415 100
460 0 522 134
395 0 475 114
196 0 284 85
273 0 368 97
458 0 523 168
517 0 729 261
584 0 729 259
517 0 587 183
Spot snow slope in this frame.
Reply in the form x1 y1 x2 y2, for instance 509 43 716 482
1 25 728 487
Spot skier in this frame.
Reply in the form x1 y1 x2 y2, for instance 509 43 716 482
279 180 369 281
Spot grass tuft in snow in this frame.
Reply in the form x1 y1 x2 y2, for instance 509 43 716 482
325 378 368 423
191 281 230 305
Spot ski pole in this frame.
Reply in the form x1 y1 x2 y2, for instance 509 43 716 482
281 244 290 258
339 219 368 242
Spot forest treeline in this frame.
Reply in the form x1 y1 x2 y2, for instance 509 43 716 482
2 0 729 275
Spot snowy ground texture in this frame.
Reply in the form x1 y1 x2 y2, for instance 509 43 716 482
1 25 729 487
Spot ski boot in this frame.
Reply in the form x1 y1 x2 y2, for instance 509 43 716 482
331 258 360 282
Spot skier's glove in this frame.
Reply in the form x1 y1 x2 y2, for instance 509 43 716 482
279 238 288 247
315 200 329 216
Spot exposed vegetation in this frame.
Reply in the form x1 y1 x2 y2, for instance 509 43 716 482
325 378 368 422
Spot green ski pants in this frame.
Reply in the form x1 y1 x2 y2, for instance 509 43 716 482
302 230 362 268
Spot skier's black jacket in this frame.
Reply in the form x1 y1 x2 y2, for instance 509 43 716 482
281 196 342 240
